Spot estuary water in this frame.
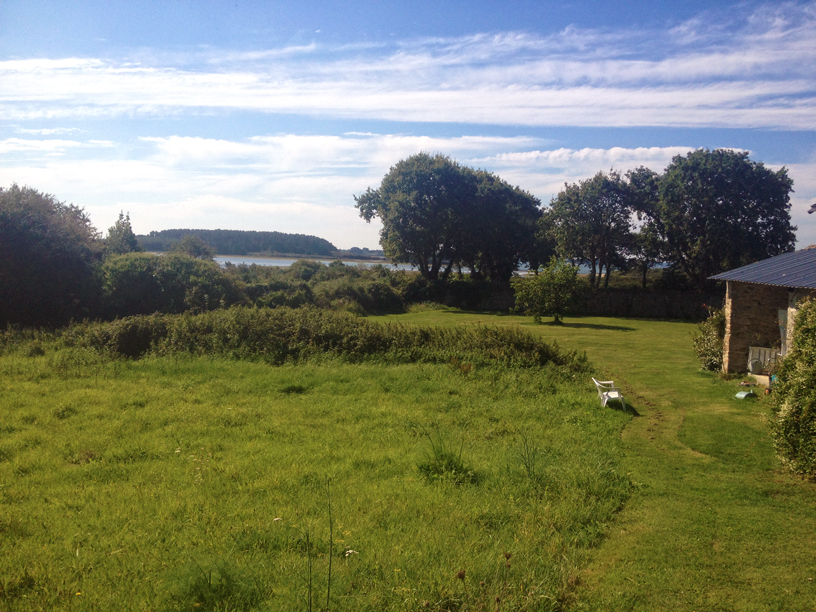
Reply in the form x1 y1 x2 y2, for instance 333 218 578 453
214 255 416 270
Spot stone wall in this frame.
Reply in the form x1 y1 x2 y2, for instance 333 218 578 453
723 281 790 373
786 288 816 353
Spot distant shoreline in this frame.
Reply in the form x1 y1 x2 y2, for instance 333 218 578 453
148 251 390 264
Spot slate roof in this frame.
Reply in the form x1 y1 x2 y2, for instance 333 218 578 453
709 247 816 289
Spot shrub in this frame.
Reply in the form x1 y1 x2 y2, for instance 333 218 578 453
512 258 582 324
692 306 725 371
62 306 590 371
312 277 404 315
770 297 816 478
101 253 245 317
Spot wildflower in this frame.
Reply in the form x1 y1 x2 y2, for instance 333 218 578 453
456 570 466 581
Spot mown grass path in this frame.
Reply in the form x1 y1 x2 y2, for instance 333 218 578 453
376 311 816 611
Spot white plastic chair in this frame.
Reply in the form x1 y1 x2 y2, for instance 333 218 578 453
592 378 627 410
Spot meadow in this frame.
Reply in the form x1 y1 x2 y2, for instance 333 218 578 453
2 307 815 611
0 314 628 611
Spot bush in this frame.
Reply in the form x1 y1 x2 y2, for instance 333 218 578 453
62 306 590 371
312 277 404 315
692 306 725 371
101 253 245 317
512 258 582 324
770 298 816 478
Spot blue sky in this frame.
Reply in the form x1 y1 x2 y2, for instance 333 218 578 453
1 0 815 249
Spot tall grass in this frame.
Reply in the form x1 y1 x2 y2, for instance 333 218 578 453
57 306 588 371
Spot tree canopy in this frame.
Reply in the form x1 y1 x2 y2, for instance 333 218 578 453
355 153 542 282
0 184 101 326
137 228 336 257
170 234 217 260
653 149 796 289
548 171 633 289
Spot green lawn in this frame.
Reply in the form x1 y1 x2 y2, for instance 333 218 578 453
3 310 815 611
374 310 816 611
0 347 628 611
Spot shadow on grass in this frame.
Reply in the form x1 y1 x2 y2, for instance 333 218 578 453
610 402 640 417
560 322 637 332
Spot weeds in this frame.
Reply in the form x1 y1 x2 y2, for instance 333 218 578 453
171 559 267 612
417 425 479 485
512 430 542 481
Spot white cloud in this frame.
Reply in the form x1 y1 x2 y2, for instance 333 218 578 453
0 137 114 155
0 3 813 129
15 127 82 135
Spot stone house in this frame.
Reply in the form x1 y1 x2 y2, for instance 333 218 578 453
710 247 816 373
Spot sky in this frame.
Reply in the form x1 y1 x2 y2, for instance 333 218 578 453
1 0 815 250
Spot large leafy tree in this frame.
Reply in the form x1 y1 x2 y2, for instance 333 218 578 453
654 149 796 290
549 171 633 289
0 184 101 326
355 153 476 281
355 153 541 282
624 167 666 288
459 170 542 283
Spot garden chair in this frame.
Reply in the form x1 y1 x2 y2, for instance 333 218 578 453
592 378 627 410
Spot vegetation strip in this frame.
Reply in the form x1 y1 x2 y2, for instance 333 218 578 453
51 306 588 371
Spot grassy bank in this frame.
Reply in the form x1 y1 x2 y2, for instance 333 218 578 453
374 310 816 611
0 346 629 611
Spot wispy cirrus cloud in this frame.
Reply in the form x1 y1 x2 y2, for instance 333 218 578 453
1 3 814 129
0 137 114 155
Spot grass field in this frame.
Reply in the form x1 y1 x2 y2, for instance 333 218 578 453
3 309 815 611
375 310 816 611
0 339 628 611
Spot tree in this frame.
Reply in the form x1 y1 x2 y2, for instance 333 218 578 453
512 258 582 324
0 184 101 326
624 167 665 288
355 153 477 281
170 234 216 260
355 153 544 283
627 225 665 289
458 170 542 283
654 149 796 290
549 171 633 289
104 211 142 256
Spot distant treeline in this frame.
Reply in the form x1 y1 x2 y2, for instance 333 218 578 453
137 229 336 256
